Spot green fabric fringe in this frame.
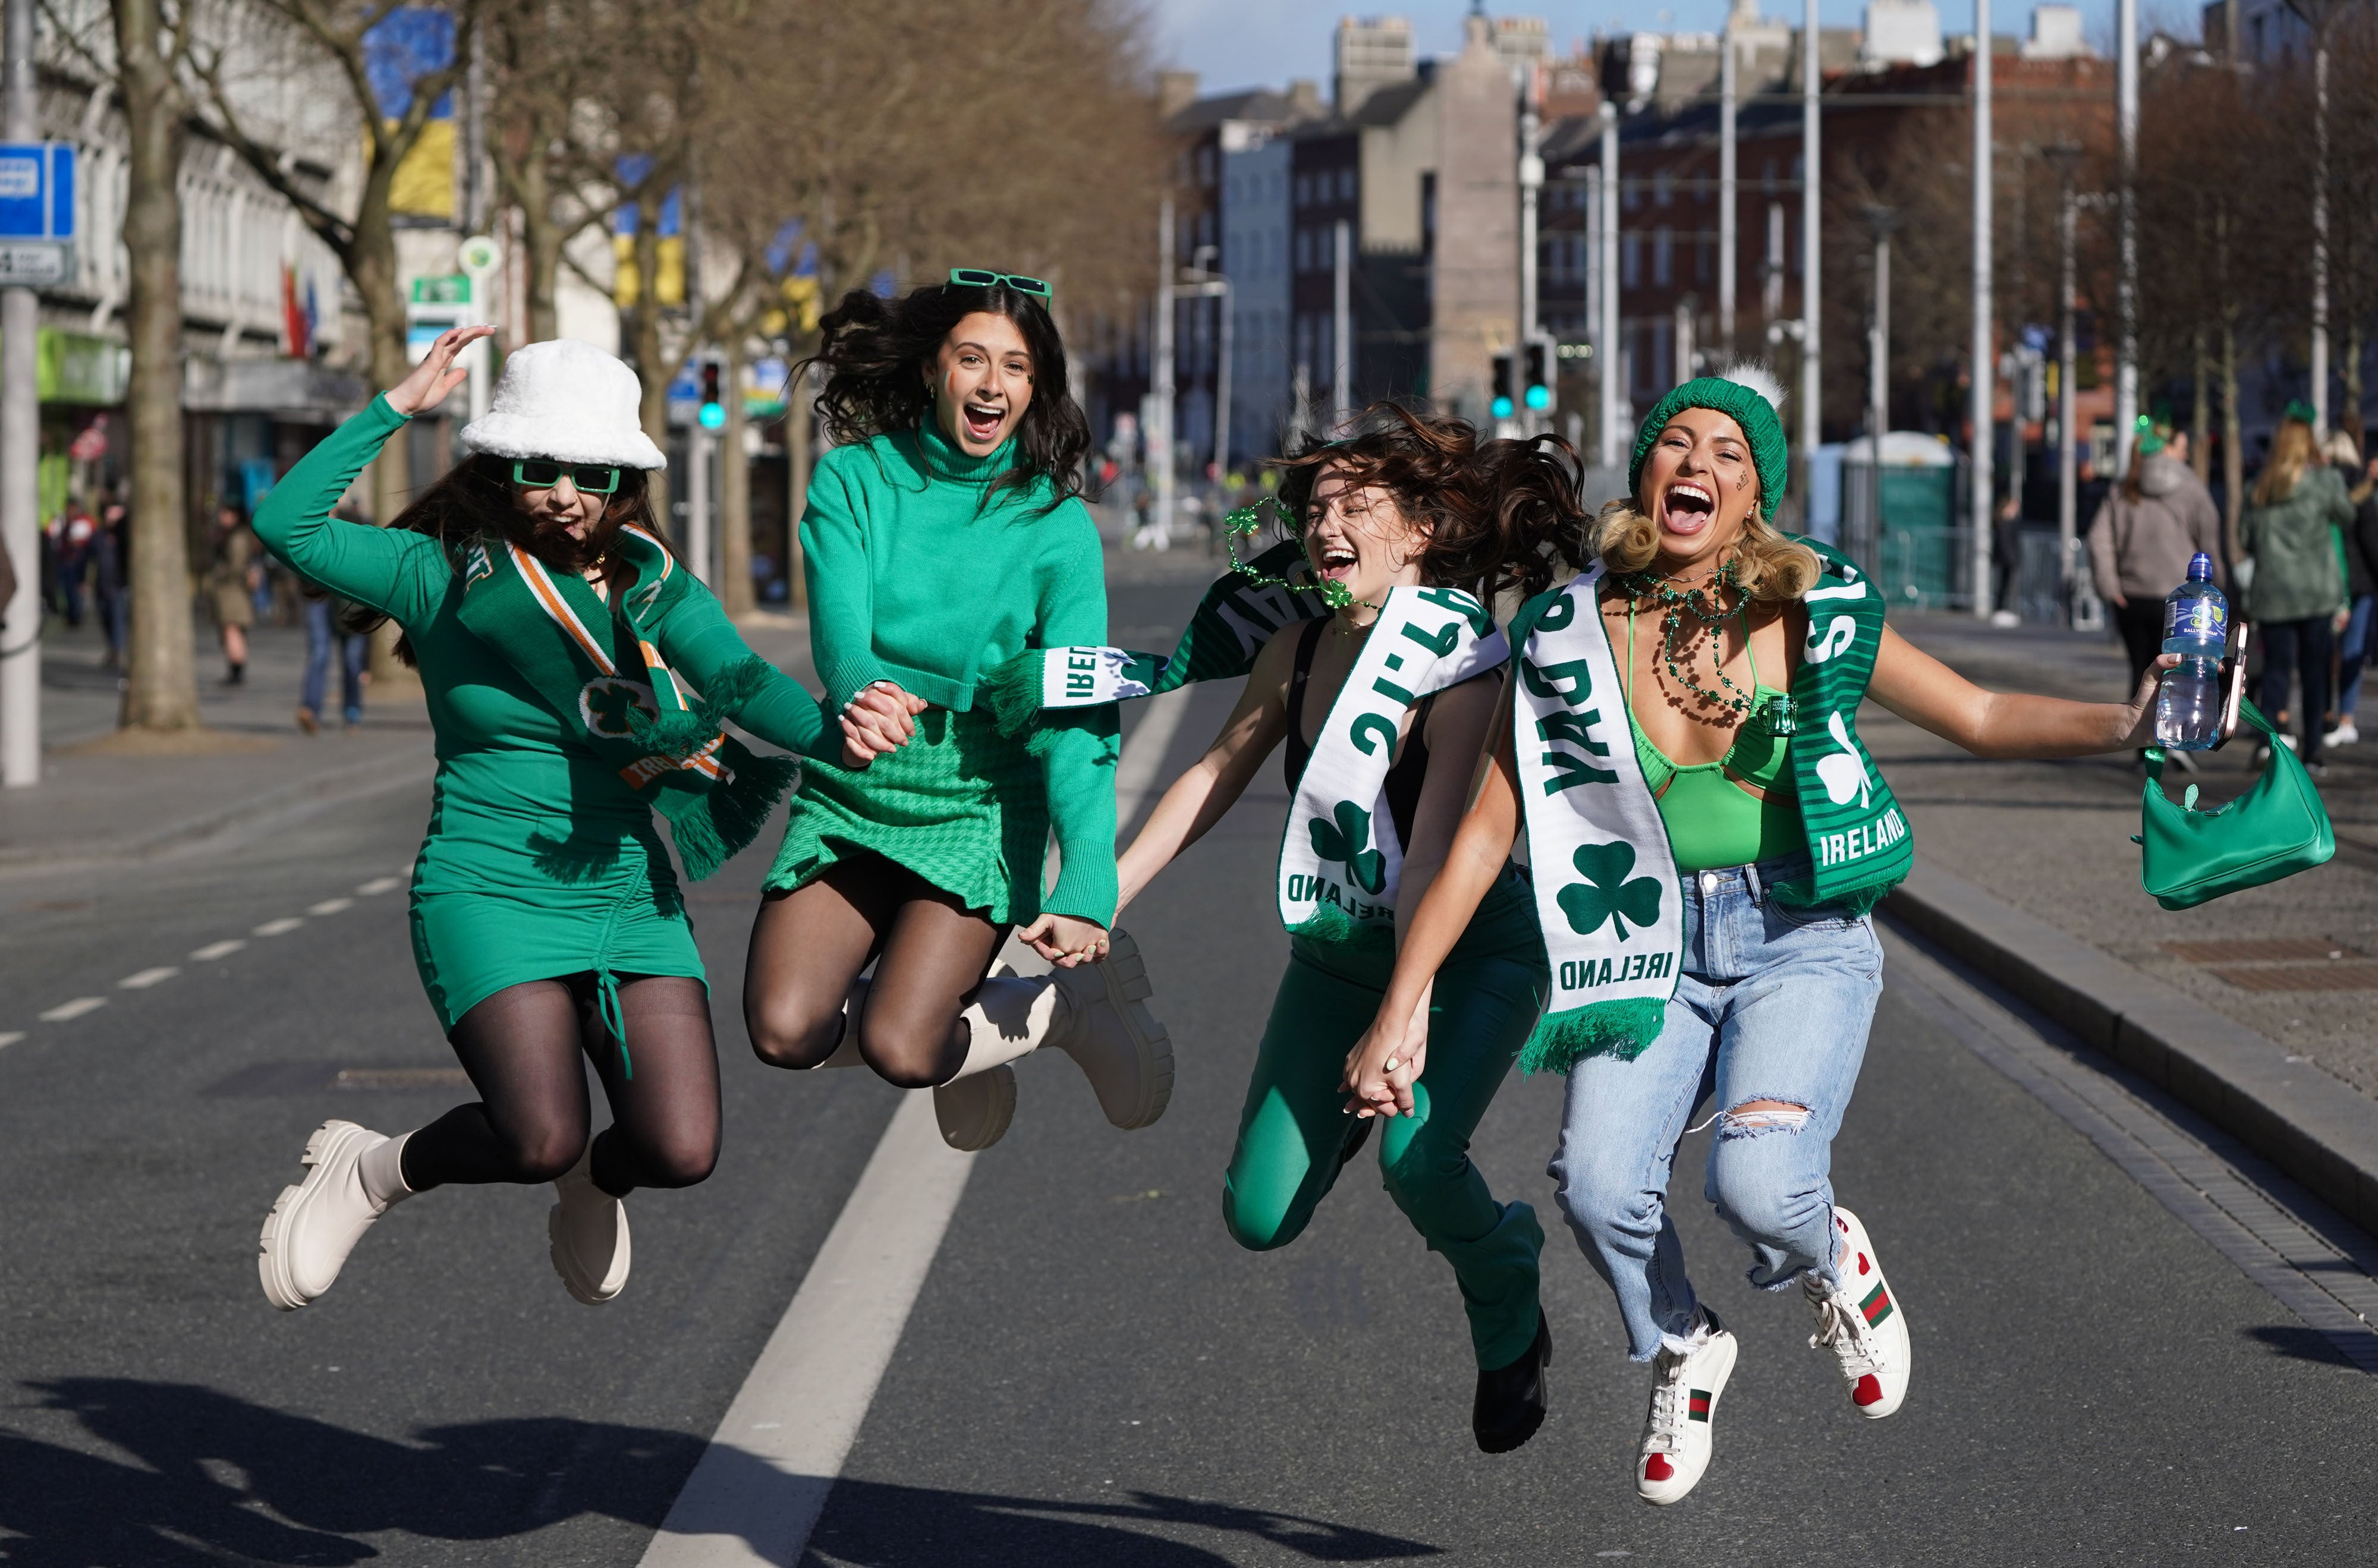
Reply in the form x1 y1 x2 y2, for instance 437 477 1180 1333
1518 998 1668 1075
1286 900 1396 957
979 651 1044 741
626 654 778 760
1765 874 1898 917
657 750 800 881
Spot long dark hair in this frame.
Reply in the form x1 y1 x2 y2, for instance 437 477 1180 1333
800 278 1089 511
340 454 665 664
1271 402 1590 606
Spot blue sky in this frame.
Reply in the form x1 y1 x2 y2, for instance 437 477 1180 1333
1152 0 2193 96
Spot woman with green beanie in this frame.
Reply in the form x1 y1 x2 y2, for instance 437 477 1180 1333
1347 365 2187 1506
254 328 852 1314
742 273 1171 1153
1105 405 1587 1454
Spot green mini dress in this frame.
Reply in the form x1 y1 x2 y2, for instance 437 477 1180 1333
253 398 840 1031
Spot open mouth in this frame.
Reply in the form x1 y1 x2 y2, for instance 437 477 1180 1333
1313 540 1359 580
1661 482 1716 533
961 402 1006 443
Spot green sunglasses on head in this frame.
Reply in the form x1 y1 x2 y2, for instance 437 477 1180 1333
947 267 1052 300
511 458 622 495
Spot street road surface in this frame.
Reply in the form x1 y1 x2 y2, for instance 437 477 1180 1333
0 570 2373 1564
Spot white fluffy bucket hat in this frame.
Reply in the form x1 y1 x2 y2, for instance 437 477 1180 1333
460 339 668 470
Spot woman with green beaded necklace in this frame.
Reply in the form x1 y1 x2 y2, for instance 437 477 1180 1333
1345 365 2185 1507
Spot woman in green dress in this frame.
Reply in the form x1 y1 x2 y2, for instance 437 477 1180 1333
253 327 855 1312
743 272 1169 1154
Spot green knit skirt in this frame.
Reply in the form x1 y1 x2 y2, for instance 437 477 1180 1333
765 704 1049 925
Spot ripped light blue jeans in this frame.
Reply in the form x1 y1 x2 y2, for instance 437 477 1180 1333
1546 855 1884 1361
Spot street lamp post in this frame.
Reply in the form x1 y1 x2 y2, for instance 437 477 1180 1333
1182 246 1233 483
0 0 36 785
1519 75 1545 430
1720 18 1738 355
1800 0 1821 507
1599 103 1622 467
1145 196 1176 550
1861 204 1898 576
1970 0 1996 620
2116 0 2140 464
2043 141 2085 623
2288 0 2345 431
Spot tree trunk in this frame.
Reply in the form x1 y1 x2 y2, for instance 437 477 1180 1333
786 365 811 612
354 228 417 682
2220 316 2244 568
112 0 200 731
718 333 753 617
2191 328 2212 482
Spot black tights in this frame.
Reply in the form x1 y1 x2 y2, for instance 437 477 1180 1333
399 972 719 1199
743 851 1005 1088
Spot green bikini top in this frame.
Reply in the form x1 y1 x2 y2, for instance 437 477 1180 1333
1622 602 1807 872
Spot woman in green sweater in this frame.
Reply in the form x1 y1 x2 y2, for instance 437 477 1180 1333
744 273 1169 1152
253 328 850 1313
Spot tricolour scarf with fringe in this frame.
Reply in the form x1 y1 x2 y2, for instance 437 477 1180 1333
455 523 797 881
1512 537 1907 1074
1276 585 1504 952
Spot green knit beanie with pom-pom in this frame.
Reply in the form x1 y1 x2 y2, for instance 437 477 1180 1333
1627 363 1791 519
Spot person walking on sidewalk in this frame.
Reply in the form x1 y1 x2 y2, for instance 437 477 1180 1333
207 503 258 685
1343 364 2192 1508
2088 424 2225 686
1108 406 1584 1455
741 272 1170 1155
92 496 128 670
251 327 857 1314
295 572 367 732
2239 403 2352 773
2330 448 2378 748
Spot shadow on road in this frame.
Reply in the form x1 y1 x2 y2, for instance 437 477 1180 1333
0 1379 1439 1566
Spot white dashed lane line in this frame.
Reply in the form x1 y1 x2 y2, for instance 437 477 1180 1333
253 918 305 937
191 940 245 962
39 998 106 1023
118 968 179 990
309 898 354 916
357 877 403 896
0 1033 22 1050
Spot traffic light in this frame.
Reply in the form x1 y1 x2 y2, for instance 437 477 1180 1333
1523 340 1553 412
1491 351 1515 420
698 361 725 430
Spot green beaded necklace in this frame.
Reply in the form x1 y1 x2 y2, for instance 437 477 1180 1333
1222 500 1377 615
1611 556 1757 717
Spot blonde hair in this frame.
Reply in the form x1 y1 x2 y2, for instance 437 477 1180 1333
1587 495 1823 603
2253 418 2316 508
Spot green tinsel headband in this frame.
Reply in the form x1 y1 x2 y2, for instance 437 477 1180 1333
1628 366 1791 520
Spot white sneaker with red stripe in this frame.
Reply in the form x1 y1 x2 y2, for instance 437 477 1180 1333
1635 1310 1737 1506
1804 1205 1911 1419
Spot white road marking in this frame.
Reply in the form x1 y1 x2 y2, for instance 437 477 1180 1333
39 998 106 1022
253 918 304 936
308 898 354 916
190 940 246 961
634 686 1190 1566
118 968 179 990
635 1092 972 1566
0 1033 21 1049
356 877 403 896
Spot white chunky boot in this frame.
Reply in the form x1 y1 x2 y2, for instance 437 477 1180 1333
1041 928 1174 1131
548 1142 631 1305
258 1120 410 1311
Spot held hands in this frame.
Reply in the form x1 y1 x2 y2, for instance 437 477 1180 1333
1017 914 1112 968
838 681 927 768
1342 981 1432 1119
385 325 495 417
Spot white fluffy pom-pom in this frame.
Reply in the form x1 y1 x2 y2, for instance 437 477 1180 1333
1712 361 1785 414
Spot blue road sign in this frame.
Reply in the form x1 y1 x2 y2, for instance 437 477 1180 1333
0 144 74 243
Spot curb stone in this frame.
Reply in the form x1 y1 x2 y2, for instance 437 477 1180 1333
1883 857 2378 1237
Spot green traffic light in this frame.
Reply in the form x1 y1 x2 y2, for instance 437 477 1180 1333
1524 386 1552 411
698 402 726 430
1492 396 1514 419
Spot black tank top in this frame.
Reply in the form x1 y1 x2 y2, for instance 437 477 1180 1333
1284 617 1433 846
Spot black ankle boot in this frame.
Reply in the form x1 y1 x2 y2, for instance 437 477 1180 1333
1472 1311 1552 1453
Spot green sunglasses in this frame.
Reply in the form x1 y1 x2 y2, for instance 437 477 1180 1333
947 267 1052 300
511 458 622 495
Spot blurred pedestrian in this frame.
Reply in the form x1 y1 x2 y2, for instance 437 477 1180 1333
92 496 128 669
207 502 257 684
2239 403 2353 773
295 580 366 732
48 500 95 628
2088 424 2225 688
1988 491 2024 627
2330 445 2378 748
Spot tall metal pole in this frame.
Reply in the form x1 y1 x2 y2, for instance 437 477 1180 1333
1800 0 1822 502
1599 103 1622 467
1519 79 1543 430
1 0 39 786
1586 166 1603 458
2060 182 2079 618
1865 207 1894 574
1214 276 1233 479
1150 195 1176 549
1720 22 1738 356
1970 0 1995 619
2115 0 2140 467
2312 30 2331 430
1332 218 1351 423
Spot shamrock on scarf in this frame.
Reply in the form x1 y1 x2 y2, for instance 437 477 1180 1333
1310 799 1386 895
1557 840 1663 941
578 675 658 739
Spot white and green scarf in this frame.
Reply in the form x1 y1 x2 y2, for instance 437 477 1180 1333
1513 538 1908 1073
1276 586 1503 951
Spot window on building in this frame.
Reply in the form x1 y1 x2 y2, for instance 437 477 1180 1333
1762 158 1776 193
1338 168 1356 202
1653 228 1671 286
1654 171 1671 207
1294 174 1308 207
1697 238 1711 283
1624 177 1640 211
1623 232 1641 287
1654 319 1672 390
1295 228 1310 272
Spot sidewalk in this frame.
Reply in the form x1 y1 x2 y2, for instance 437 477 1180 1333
1878 613 2378 1228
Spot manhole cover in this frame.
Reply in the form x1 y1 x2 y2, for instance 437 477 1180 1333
2207 964 2378 992
2162 939 2364 964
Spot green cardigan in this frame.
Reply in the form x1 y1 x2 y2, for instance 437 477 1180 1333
798 423 1118 923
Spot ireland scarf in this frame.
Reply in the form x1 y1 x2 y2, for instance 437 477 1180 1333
1512 537 1908 1073
455 524 798 881
1276 587 1505 951
980 539 1332 738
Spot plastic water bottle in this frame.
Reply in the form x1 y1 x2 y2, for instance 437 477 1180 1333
2154 552 2226 751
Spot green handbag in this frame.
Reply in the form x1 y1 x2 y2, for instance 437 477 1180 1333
2137 700 2334 910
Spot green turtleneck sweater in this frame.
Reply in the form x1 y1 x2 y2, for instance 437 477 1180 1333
790 422 1118 924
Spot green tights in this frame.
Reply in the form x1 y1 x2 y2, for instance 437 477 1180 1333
1221 884 1550 1371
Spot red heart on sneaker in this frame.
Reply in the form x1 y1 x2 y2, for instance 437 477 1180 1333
1853 1374 1884 1406
1858 1252 1870 1275
1644 1453 1676 1481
